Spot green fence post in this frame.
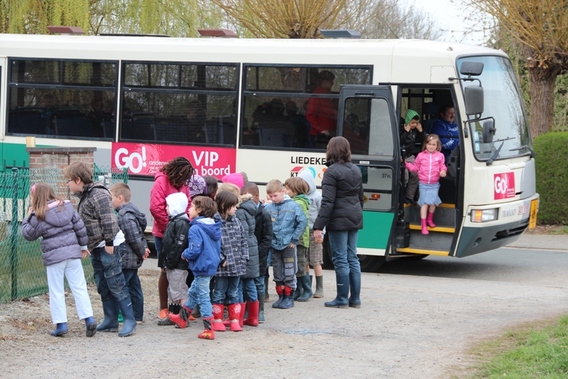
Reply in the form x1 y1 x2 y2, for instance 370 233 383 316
10 168 19 300
122 168 128 184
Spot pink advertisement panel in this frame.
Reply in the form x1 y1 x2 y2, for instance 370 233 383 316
112 142 236 178
493 172 515 200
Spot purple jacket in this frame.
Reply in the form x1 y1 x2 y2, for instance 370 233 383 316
22 200 88 266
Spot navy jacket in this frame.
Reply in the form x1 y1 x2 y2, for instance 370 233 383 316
182 216 222 277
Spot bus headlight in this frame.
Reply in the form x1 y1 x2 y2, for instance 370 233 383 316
471 208 498 223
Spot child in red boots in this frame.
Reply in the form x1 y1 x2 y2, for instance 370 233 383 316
169 196 222 339
211 191 249 332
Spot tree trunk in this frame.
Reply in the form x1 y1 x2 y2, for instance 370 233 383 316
528 69 557 138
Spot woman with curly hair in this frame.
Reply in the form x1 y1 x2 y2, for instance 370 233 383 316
150 156 194 320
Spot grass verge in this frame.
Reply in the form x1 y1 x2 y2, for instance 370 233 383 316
459 315 568 378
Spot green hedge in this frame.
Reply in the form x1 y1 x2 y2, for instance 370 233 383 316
534 131 568 224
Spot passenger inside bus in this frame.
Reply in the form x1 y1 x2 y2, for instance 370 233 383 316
306 70 337 148
186 100 207 143
286 100 310 148
430 105 460 162
39 93 57 135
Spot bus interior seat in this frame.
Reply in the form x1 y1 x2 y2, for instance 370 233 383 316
154 117 189 142
56 117 93 137
102 121 115 139
121 117 155 141
423 102 438 133
8 109 45 135
259 128 291 147
204 120 220 144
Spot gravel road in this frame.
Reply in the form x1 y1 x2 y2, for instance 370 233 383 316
1 247 567 379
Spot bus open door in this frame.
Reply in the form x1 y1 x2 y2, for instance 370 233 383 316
324 85 401 271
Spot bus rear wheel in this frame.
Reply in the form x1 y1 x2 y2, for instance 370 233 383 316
321 235 385 272
357 255 385 272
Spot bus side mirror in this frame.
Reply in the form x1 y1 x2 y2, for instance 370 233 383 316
482 119 496 143
465 85 484 116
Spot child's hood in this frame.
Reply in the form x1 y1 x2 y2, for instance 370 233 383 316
298 169 317 195
295 193 310 208
166 192 188 217
44 200 75 227
118 203 147 229
192 216 222 241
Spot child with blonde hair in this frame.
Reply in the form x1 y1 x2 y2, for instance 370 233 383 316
22 183 97 337
405 133 447 235
284 177 311 302
264 179 308 309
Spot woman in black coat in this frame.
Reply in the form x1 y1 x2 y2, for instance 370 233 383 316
313 137 364 308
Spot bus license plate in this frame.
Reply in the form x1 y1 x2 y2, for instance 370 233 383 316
528 199 538 229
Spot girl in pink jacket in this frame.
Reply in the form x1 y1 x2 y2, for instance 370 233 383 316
150 156 193 319
405 134 447 234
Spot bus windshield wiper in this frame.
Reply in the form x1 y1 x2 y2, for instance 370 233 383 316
486 137 515 166
509 145 536 158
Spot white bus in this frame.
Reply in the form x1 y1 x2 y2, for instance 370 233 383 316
0 33 538 270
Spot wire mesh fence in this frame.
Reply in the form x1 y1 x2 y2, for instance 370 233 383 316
0 166 128 303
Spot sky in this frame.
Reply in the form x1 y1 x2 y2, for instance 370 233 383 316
407 0 490 45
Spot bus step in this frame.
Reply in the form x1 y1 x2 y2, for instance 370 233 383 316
395 247 450 256
408 224 455 234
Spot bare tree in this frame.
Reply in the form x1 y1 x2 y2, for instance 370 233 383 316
210 0 384 39
347 0 443 40
468 0 568 138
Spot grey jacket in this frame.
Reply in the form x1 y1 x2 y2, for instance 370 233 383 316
298 169 322 229
22 200 88 266
116 202 148 270
236 195 259 279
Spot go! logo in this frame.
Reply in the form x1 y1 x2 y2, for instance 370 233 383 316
114 146 147 174
494 172 515 200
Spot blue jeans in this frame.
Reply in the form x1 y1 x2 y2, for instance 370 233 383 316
212 276 239 304
91 244 130 302
328 230 361 277
185 276 213 318
240 277 258 302
254 276 265 297
122 268 144 321
154 236 162 259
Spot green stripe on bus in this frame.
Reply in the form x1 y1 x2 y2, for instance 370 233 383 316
357 211 394 249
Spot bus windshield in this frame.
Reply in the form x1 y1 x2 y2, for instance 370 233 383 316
458 56 531 162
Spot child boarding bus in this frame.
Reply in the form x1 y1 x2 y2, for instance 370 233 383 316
0 31 538 271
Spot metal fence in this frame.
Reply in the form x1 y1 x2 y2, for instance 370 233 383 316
0 166 128 303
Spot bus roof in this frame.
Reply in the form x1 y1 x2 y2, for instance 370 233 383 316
0 34 507 84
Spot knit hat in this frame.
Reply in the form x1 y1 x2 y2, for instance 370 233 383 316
405 109 419 125
187 175 207 199
222 172 244 189
166 192 188 217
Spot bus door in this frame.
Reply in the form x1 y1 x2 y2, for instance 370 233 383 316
336 85 401 271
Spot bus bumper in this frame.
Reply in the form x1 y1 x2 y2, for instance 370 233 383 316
455 195 539 257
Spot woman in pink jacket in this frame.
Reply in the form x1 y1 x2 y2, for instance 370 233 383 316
405 134 447 235
150 156 193 319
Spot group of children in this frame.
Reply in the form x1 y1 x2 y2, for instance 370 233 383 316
155 170 325 340
22 159 326 341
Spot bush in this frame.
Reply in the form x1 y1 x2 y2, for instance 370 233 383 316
534 131 568 224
